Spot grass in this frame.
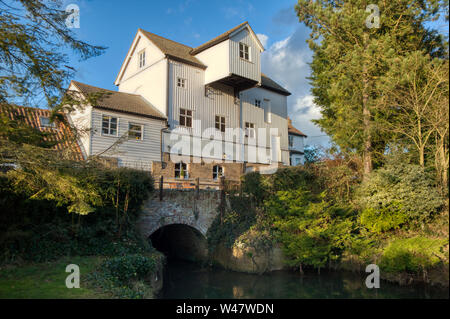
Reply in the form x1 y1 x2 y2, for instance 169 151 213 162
0 256 111 299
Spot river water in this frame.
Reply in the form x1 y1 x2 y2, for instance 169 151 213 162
157 260 449 299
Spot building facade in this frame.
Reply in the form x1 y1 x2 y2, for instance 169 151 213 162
68 22 305 180
288 117 307 166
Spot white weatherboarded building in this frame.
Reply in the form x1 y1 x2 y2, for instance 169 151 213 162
68 22 302 178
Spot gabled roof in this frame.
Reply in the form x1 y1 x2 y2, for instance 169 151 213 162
0 105 84 160
288 117 307 137
139 29 206 69
190 21 264 55
261 73 291 96
70 81 167 121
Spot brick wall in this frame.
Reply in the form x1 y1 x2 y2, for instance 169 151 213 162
152 152 288 180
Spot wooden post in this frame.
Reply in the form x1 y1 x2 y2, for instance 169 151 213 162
159 175 163 201
195 177 200 199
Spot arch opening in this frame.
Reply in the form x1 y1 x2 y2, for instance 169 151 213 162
149 224 208 262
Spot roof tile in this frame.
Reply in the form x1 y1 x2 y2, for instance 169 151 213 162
71 81 167 120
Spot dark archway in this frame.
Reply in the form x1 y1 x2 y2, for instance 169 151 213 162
150 224 208 262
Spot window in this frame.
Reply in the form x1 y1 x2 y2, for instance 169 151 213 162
245 122 255 138
102 115 118 136
139 50 146 68
239 43 250 61
128 123 143 140
40 116 56 128
175 162 188 179
254 99 261 107
213 165 223 180
215 115 225 132
289 135 294 147
177 77 186 88
179 108 192 127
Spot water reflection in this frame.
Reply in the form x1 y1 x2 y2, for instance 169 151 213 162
158 260 448 299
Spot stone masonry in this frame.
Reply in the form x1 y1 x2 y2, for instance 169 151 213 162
138 189 222 238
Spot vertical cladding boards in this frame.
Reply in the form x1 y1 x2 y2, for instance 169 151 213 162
169 61 238 131
241 87 289 152
229 29 261 83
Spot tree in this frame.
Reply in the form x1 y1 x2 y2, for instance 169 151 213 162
295 0 446 179
0 0 106 215
0 0 105 108
378 53 449 169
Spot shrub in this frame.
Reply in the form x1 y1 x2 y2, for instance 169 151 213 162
89 254 158 299
266 187 357 271
0 164 154 264
357 161 443 228
380 236 448 273
360 202 408 233
102 254 156 283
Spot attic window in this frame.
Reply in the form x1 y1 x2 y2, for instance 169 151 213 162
139 50 146 68
40 116 56 128
239 43 250 61
254 99 261 107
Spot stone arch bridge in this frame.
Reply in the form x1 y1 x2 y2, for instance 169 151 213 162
138 189 222 238
137 189 224 261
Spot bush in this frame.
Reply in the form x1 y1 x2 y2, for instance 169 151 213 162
266 187 357 271
102 254 156 283
360 202 408 233
89 254 159 299
357 161 443 228
0 165 154 264
380 236 448 273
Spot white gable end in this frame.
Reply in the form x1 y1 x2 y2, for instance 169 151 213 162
116 31 168 117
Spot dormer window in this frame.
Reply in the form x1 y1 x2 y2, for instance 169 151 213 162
239 43 250 61
40 116 56 128
139 50 146 68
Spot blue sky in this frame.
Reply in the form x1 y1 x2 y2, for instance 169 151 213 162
64 0 331 146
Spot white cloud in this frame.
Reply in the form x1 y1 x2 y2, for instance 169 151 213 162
256 33 269 48
261 28 330 147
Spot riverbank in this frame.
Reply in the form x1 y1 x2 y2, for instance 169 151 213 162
158 259 449 299
209 242 449 288
0 256 109 298
0 253 165 299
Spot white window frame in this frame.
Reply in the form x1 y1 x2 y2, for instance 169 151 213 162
175 162 188 179
179 108 193 128
101 114 119 137
212 165 224 180
239 42 250 61
215 115 226 133
177 77 186 89
245 122 255 138
39 116 56 128
138 49 146 69
128 122 144 141
254 99 261 107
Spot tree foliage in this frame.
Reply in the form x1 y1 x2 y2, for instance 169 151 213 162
295 0 447 176
357 158 444 228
